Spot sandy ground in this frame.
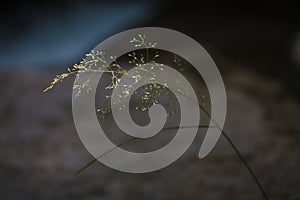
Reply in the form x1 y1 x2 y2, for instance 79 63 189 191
0 64 300 200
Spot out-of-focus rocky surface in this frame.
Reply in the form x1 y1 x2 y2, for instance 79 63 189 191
0 64 299 200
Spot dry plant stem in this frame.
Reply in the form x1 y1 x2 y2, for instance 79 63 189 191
76 106 269 200
174 88 269 199
75 125 212 175
199 105 269 200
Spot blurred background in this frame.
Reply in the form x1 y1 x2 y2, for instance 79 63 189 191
1 0 300 199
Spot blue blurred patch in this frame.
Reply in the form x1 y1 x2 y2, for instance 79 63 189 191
0 1 160 69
